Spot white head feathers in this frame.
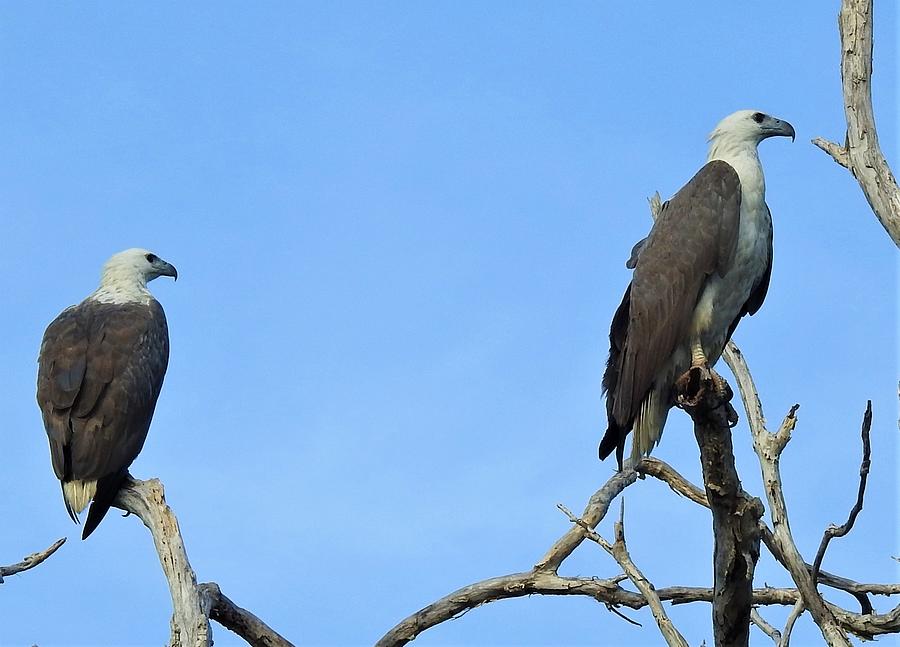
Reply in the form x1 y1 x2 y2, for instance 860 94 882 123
707 110 795 162
92 248 178 305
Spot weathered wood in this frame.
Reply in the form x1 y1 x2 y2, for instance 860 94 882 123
0 538 66 583
675 370 763 647
199 583 295 647
813 0 900 247
561 502 690 647
725 345 851 646
113 476 296 647
114 476 211 647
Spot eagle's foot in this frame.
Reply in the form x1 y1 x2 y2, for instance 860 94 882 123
675 364 712 407
675 364 734 408
675 365 739 425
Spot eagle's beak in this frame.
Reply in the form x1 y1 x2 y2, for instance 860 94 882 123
766 118 795 142
158 261 178 281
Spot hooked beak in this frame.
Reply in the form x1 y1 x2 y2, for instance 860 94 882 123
764 117 795 142
158 261 178 281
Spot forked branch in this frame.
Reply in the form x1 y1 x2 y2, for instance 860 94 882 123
114 476 294 647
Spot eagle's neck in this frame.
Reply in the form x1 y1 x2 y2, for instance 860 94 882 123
707 141 766 208
91 268 152 305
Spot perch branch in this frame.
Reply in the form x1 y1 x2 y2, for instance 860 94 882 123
673 366 763 647
114 476 212 647
114 475 294 647
0 537 66 583
811 401 873 587
813 0 900 246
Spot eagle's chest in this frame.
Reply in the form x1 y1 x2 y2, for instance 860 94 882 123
690 194 771 356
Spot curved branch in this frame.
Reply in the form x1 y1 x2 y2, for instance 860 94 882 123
0 537 66 583
534 468 638 572
199 583 295 647
813 0 900 246
724 345 850 645
811 401 873 586
375 568 808 647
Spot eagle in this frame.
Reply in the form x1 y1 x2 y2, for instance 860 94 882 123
37 248 177 539
599 110 794 470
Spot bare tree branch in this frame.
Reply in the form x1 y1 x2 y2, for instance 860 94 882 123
813 0 900 246
114 475 294 647
811 136 850 169
724 345 850 645
534 467 638 572
199 583 295 647
0 538 66 583
750 608 782 644
377 448 900 645
114 476 212 647
811 401 873 587
638 456 899 606
779 600 806 647
560 501 689 647
674 372 764 647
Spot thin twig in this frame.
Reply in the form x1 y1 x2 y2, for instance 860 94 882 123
559 502 689 647
779 600 806 647
639 455 886 613
811 401 873 587
534 467 638 572
751 608 782 644
0 538 66 583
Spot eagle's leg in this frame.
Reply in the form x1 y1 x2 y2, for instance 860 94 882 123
678 341 731 404
683 341 714 398
677 341 738 425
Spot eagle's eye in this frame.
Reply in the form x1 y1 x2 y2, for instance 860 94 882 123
145 253 158 263
752 112 765 124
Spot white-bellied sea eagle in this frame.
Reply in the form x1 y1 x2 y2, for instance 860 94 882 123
37 248 176 539
599 110 794 469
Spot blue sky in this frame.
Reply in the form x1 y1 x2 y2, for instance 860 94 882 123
1 2 897 646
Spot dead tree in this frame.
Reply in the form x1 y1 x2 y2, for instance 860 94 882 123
378 1 898 644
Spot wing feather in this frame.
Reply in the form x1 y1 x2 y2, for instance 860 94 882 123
37 300 169 482
609 160 741 429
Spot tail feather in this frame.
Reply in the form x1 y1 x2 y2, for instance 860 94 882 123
598 421 626 471
82 470 128 540
630 389 670 465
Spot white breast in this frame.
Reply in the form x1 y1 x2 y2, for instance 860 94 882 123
689 152 771 364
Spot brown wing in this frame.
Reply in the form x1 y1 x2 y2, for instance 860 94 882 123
610 160 741 428
37 300 169 483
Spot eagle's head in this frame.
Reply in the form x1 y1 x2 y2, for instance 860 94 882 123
707 110 794 163
710 110 795 146
102 248 178 284
92 248 178 304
